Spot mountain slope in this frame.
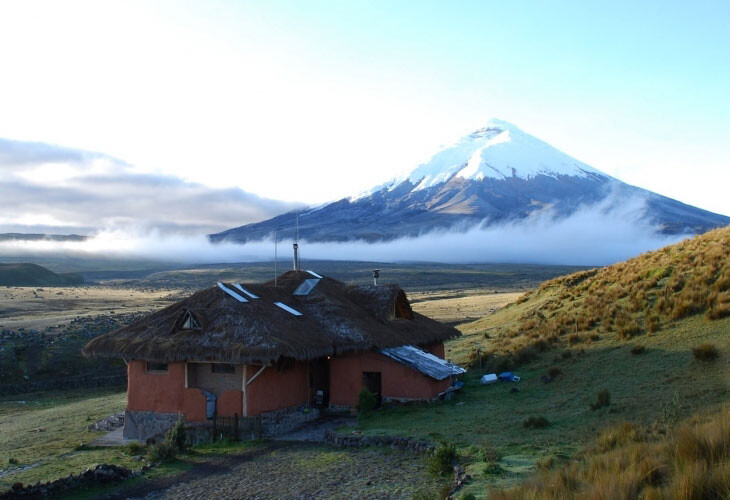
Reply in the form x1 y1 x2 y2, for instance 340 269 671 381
211 120 729 243
0 263 84 286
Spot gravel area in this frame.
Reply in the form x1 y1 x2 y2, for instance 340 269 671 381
119 441 445 500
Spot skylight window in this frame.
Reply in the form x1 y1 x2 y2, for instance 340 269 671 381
274 301 303 316
293 278 320 296
217 282 248 303
233 283 259 299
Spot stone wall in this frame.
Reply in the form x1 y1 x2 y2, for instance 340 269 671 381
0 464 135 499
324 430 436 455
123 410 181 441
124 406 320 443
260 406 319 436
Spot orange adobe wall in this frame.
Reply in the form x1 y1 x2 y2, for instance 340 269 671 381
127 360 209 422
218 390 243 417
329 345 451 407
127 360 183 413
246 361 309 416
424 342 445 358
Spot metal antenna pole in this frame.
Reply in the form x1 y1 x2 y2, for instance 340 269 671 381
274 231 278 286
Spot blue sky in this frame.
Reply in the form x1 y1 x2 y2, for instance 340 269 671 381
0 0 728 215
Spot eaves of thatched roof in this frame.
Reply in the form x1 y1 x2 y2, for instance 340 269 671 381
82 271 460 364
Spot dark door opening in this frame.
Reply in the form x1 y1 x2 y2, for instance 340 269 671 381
309 357 330 408
362 371 382 408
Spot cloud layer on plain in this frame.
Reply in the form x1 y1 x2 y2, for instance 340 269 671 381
0 138 301 235
0 193 689 267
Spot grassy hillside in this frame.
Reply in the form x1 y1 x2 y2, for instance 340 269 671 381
456 226 730 364
353 228 730 498
0 263 83 287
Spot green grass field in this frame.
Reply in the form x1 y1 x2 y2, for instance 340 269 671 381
352 313 730 497
0 387 134 490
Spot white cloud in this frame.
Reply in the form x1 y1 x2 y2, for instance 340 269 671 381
0 138 300 235
0 192 687 267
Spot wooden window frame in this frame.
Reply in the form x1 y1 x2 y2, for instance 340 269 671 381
146 361 169 374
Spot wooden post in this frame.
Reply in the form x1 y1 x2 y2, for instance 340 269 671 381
242 364 248 417
477 348 482 370
233 413 239 441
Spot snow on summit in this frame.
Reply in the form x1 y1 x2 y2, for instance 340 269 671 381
405 119 606 190
349 119 609 201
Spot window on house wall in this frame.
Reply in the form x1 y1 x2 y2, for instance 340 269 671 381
146 361 168 373
394 291 414 320
211 363 235 374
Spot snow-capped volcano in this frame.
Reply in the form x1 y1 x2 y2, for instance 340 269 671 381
211 120 729 244
396 119 603 190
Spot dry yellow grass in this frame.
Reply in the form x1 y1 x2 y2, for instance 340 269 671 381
490 406 730 499
0 285 184 330
410 289 521 326
457 226 730 365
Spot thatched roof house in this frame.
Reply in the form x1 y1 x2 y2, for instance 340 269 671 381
84 271 464 440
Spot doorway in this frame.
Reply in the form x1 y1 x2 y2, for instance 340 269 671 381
361 371 382 407
309 357 330 407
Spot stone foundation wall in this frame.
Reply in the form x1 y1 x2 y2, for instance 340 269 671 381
260 406 319 436
123 410 181 441
123 406 320 443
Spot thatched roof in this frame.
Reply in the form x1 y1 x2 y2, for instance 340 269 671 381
83 271 460 364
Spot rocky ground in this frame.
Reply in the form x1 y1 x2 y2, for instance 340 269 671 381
106 442 447 500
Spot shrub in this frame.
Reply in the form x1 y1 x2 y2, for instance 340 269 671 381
590 390 611 411
428 442 458 477
8 457 17 465
147 441 176 462
479 443 500 463
547 366 562 378
483 461 504 476
523 416 550 429
589 333 600 342
358 387 377 415
692 343 719 362
560 350 572 360
631 344 646 355
166 415 187 451
125 442 146 456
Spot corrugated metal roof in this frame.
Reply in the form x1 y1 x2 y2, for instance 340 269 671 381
233 283 259 299
379 345 466 380
273 301 303 316
293 278 320 296
217 282 248 303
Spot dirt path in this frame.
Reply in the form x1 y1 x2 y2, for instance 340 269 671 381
101 441 444 500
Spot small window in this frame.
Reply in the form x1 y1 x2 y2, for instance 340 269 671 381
146 361 168 373
211 363 235 374
182 311 200 330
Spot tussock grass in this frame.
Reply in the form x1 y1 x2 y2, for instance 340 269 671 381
489 406 730 499
692 343 720 362
462 227 730 359
590 390 611 411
